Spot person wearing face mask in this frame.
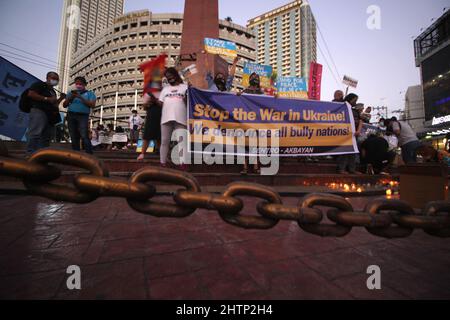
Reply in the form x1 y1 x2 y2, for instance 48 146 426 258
203 51 238 92
63 76 96 154
26 72 66 155
239 73 264 175
151 68 188 169
243 72 264 95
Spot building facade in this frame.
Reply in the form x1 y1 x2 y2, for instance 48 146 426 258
404 85 425 133
414 8 450 149
247 0 317 82
57 0 124 93
69 10 256 128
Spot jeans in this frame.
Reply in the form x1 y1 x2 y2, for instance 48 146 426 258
130 129 140 143
160 121 187 164
401 140 422 164
67 112 93 154
26 108 54 155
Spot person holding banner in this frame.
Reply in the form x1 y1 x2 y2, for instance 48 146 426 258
137 54 166 161
333 90 344 103
337 93 363 174
153 68 188 169
242 72 264 95
202 51 238 92
26 72 66 155
239 73 264 174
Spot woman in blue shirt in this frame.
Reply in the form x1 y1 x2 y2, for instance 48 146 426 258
63 76 96 154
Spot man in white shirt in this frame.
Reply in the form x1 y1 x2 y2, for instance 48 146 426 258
129 110 144 147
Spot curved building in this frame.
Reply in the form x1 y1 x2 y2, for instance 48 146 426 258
69 10 256 128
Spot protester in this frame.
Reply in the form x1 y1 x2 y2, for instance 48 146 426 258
332 90 344 102
26 72 65 155
361 107 372 124
361 133 395 175
153 67 189 169
240 72 264 174
62 76 95 154
137 91 162 161
389 117 422 164
203 51 239 92
129 110 144 147
337 93 363 174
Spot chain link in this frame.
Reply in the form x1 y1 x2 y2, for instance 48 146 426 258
0 147 449 238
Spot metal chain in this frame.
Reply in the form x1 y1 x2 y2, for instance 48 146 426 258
1 148 449 238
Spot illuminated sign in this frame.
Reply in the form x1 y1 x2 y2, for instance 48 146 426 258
432 115 450 126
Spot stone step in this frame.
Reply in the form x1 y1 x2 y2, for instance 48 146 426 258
0 169 397 188
0 181 389 197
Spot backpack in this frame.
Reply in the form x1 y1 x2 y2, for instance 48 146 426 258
18 88 32 113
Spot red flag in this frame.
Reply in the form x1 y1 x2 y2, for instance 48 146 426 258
139 54 167 95
308 62 323 101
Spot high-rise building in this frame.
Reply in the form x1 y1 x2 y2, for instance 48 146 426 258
414 8 450 146
57 0 124 93
247 0 317 82
404 85 425 133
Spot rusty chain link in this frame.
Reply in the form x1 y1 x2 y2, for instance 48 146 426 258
1 148 450 238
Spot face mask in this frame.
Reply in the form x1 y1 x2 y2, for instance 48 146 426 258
215 78 226 88
49 79 59 87
250 79 260 87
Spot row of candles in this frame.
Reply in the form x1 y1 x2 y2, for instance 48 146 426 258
324 180 400 197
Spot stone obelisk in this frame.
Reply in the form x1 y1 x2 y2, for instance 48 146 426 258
179 0 221 89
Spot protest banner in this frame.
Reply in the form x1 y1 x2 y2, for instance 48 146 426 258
276 76 308 99
308 62 323 101
0 56 36 140
204 38 237 58
136 139 155 153
112 133 128 143
99 134 113 145
188 88 358 157
241 61 273 89
343 75 358 88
